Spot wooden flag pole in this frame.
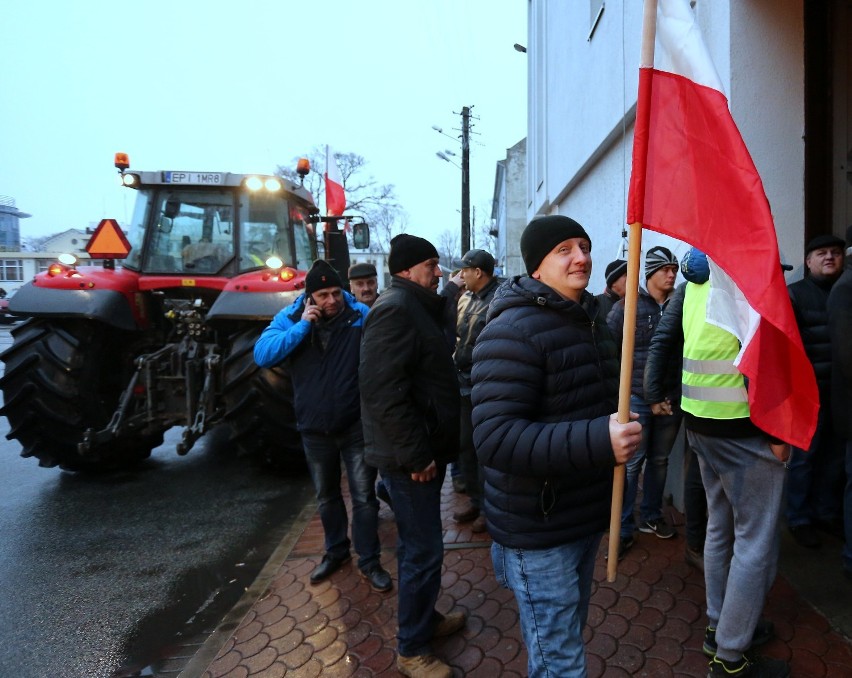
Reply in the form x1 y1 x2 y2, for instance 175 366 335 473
606 0 658 583
606 222 643 580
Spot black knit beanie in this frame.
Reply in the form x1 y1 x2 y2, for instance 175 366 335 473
604 259 628 288
645 246 679 279
520 215 591 275
388 234 439 275
305 259 343 295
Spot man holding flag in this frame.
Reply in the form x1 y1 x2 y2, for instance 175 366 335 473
625 0 819 675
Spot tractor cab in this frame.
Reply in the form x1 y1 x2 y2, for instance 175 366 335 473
115 155 319 277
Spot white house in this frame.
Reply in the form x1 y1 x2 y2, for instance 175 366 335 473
525 0 850 291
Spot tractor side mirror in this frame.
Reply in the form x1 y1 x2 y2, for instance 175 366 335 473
352 223 370 250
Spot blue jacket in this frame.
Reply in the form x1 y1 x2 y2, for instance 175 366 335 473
254 291 370 435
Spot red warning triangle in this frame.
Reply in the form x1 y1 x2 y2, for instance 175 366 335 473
86 219 132 259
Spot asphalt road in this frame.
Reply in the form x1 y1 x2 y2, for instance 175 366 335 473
0 325 314 678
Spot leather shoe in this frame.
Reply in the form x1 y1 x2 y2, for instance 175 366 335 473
361 564 393 592
433 609 466 637
471 514 487 533
453 504 480 523
309 553 351 584
685 544 704 571
789 524 821 549
396 654 452 678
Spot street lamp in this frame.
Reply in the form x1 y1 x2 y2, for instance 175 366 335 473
432 107 472 255
435 151 460 169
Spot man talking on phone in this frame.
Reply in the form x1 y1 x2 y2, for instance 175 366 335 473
254 259 392 592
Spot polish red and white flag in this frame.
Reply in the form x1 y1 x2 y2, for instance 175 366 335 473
627 0 818 448
325 145 346 217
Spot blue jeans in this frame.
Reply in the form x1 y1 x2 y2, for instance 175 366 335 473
492 534 602 677
786 406 844 527
621 395 683 537
301 422 380 572
383 466 446 657
688 431 785 662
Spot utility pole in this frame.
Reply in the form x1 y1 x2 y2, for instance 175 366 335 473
461 106 471 255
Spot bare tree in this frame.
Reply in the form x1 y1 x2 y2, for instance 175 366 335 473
472 201 498 256
438 229 460 270
277 147 407 252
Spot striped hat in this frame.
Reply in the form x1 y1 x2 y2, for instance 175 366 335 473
645 246 679 279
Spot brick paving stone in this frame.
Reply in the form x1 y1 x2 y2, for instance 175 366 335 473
234 631 272 660
586 630 618 659
264 614 297 641
253 593 282 616
250 663 287 678
256 604 288 627
242 645 278 673
632 605 665 631
196 473 852 678
267 627 304 655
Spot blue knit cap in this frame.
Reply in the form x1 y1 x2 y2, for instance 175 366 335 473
681 248 710 284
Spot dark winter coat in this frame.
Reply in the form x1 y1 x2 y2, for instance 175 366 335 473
470 276 619 549
644 282 686 405
360 276 460 473
788 275 836 400
253 291 369 435
607 286 670 399
827 262 852 440
454 277 500 395
595 288 620 322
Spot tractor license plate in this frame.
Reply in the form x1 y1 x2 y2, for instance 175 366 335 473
162 172 224 185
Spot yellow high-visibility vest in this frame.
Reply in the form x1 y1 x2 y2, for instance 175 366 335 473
681 282 750 419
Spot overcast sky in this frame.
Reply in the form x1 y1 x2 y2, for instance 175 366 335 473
0 1 527 250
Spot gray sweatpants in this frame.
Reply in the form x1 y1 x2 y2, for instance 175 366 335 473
687 430 786 662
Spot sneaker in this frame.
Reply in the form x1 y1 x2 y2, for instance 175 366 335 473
707 654 790 677
433 609 467 637
397 654 452 678
703 619 774 657
471 514 487 533
639 518 676 539
453 504 480 523
605 536 634 561
360 564 393 592
685 544 705 571
789 524 821 549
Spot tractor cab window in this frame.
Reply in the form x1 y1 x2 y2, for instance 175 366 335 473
122 191 153 271
144 190 236 274
238 192 315 273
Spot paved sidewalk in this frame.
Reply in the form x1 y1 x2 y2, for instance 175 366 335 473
189 477 852 677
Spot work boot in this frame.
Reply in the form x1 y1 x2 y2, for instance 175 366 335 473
452 504 479 523
685 544 704 571
360 564 393 592
309 553 351 584
433 609 467 637
396 654 452 678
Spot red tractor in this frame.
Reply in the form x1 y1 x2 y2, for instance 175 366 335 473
0 153 366 472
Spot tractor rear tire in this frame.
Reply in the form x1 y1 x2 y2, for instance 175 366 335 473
0 319 162 471
221 326 304 471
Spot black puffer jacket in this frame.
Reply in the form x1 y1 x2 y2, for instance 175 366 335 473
360 277 460 473
470 276 619 549
828 263 852 440
607 287 669 399
788 275 836 400
644 282 686 405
